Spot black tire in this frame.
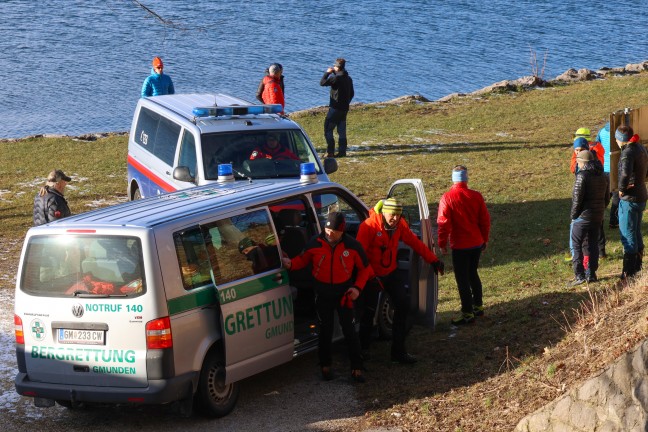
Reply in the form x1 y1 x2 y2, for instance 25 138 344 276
377 292 394 339
132 187 142 201
195 350 240 418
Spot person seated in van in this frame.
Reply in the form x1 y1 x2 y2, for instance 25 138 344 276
281 212 370 383
249 133 300 161
141 56 175 98
238 236 280 274
33 169 72 226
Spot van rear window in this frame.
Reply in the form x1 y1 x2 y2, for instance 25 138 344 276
20 235 146 298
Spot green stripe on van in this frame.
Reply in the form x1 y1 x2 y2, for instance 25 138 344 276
167 285 218 315
166 270 288 314
217 270 288 305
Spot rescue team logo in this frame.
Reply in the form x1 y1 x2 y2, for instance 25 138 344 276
72 303 84 318
30 319 46 341
343 250 350 257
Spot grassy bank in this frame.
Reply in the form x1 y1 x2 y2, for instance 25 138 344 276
2 73 648 430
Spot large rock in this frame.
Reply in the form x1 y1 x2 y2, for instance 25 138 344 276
515 339 648 432
553 68 599 83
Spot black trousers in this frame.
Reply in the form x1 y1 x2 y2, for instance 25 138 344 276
451 247 483 314
572 219 600 277
357 270 409 357
316 291 362 370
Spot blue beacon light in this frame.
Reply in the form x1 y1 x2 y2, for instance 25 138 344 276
299 162 317 184
217 163 234 183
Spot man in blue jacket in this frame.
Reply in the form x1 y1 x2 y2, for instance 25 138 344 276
141 57 175 98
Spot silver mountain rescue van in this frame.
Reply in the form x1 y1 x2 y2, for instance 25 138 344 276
14 166 437 417
127 93 337 200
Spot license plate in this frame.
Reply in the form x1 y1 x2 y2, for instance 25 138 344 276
58 328 105 345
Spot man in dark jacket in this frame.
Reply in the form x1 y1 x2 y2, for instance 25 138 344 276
570 151 610 284
616 125 648 278
282 212 370 383
33 169 72 226
320 58 354 158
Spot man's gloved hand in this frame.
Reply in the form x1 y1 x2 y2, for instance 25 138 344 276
432 260 445 275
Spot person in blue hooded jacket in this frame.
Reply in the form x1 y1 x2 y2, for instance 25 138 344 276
141 57 175 98
596 122 619 228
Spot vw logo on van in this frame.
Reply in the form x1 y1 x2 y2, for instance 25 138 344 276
72 304 84 318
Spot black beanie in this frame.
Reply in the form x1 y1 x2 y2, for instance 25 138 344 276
325 212 346 231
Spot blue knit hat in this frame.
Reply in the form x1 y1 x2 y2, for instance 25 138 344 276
573 137 588 150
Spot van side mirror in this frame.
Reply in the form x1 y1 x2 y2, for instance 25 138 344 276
323 158 338 175
173 166 195 183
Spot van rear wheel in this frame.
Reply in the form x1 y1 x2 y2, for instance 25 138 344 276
195 350 239 418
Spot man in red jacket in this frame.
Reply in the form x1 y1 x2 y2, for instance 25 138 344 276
282 212 370 382
357 198 444 364
437 165 491 325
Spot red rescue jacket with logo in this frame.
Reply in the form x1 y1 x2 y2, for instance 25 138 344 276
437 182 490 250
356 209 439 277
249 143 300 160
290 233 371 293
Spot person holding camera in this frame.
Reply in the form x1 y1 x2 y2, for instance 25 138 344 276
319 58 354 158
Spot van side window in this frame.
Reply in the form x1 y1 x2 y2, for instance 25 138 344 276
154 117 181 166
201 209 280 284
311 192 366 238
134 107 159 149
173 228 213 290
178 130 197 178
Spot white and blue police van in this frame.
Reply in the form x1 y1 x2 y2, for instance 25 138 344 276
14 165 437 417
127 93 337 200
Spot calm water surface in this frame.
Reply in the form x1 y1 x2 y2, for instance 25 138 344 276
1 0 647 138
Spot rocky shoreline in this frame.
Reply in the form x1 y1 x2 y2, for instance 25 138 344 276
4 60 647 143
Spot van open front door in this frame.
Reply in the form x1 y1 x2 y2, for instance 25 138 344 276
387 179 439 328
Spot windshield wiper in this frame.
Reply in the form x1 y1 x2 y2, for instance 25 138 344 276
72 290 127 298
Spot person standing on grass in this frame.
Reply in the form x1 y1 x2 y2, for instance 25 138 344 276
141 57 175 98
357 198 444 364
437 165 490 324
282 212 370 383
596 122 618 228
616 125 648 278
569 150 609 285
33 169 72 226
320 58 354 158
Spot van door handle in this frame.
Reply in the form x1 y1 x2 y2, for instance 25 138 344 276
166 171 171 175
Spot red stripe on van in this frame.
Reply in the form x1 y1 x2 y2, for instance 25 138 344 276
127 155 177 193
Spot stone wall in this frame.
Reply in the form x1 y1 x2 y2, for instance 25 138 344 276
514 339 648 432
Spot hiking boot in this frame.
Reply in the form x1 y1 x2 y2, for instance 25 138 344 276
570 276 587 286
391 353 418 364
321 366 334 381
473 305 485 316
335 152 347 158
351 369 365 383
323 153 335 159
451 312 475 325
586 271 597 283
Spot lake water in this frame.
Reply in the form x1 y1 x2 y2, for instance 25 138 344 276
1 0 647 139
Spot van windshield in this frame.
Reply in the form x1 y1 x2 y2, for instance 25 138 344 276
20 235 146 298
201 129 321 180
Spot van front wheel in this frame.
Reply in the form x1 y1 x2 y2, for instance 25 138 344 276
195 350 240 418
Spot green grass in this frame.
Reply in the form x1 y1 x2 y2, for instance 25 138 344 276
2 72 648 430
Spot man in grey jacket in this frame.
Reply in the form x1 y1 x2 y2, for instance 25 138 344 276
33 169 72 226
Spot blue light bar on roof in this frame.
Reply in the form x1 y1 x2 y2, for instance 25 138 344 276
192 104 283 118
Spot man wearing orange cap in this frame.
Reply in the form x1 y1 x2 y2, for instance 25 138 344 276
141 56 175 98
